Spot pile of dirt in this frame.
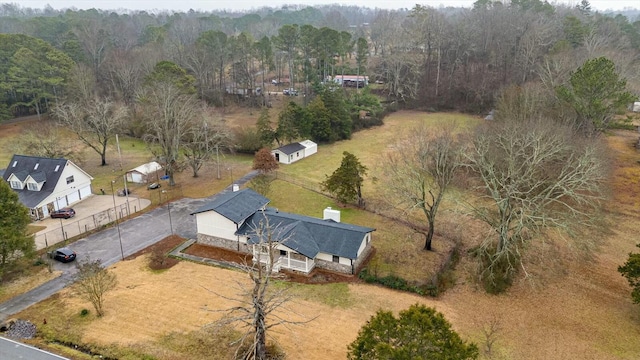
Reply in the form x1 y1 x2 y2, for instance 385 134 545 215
2 319 37 339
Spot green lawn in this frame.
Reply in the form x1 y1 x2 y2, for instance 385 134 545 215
263 111 482 284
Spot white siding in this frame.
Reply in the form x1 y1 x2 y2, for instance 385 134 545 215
79 185 92 199
317 252 349 265
356 234 370 257
196 211 241 242
66 191 80 204
40 161 93 209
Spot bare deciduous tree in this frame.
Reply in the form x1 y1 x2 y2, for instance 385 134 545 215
209 216 312 360
11 122 82 162
382 124 464 251
74 258 118 317
182 107 233 178
53 97 128 166
466 118 607 288
138 82 199 186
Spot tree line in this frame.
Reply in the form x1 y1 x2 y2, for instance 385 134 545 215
0 1 638 120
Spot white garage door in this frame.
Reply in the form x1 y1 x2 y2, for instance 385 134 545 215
79 185 92 199
54 197 68 210
66 191 80 204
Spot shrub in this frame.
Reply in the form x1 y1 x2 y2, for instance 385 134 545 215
79 309 90 317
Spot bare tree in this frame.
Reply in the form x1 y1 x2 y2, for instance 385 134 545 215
182 107 233 178
74 258 118 317
210 216 312 360
138 82 199 186
382 124 464 251
53 97 128 166
465 118 607 288
11 122 83 162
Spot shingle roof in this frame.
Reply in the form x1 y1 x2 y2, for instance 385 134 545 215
2 155 68 208
274 142 305 155
237 208 375 259
190 188 270 223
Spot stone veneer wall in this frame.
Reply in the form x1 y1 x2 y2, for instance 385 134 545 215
315 259 351 274
196 234 251 253
352 241 373 274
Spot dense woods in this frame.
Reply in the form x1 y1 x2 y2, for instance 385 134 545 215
0 1 638 122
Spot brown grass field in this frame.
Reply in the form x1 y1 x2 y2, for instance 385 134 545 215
4 110 640 359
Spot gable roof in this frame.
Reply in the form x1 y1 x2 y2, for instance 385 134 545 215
274 142 305 155
128 161 162 175
2 155 68 208
190 188 270 224
237 208 375 259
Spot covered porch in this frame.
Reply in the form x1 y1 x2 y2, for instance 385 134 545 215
252 246 315 274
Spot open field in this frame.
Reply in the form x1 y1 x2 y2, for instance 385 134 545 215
5 110 640 359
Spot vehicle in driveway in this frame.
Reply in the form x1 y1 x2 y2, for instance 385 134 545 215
147 182 161 190
48 247 77 263
50 208 75 219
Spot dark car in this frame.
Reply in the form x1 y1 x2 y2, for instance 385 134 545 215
48 247 77 263
147 182 161 190
51 208 75 219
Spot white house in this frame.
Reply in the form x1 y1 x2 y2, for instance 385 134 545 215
191 188 374 275
271 140 317 165
2 155 94 220
126 161 163 184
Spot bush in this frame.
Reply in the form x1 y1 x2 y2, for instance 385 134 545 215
358 268 425 296
79 309 90 317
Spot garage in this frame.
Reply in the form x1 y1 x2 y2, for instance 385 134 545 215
79 185 92 199
66 191 80 204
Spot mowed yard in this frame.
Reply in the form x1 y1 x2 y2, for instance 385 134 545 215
5 111 640 359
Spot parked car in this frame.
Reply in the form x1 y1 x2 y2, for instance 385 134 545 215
48 247 77 263
283 88 298 96
117 188 132 196
51 208 75 219
147 182 161 190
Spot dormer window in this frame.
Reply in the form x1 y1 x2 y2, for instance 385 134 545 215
10 180 22 189
27 182 38 191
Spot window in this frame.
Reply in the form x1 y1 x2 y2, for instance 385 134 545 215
10 180 21 189
66 175 74 184
27 182 38 191
296 151 300 157
280 250 287 256
332 255 339 263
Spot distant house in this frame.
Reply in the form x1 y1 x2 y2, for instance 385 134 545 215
325 75 369 87
191 188 374 275
126 161 163 184
271 140 317 165
2 155 93 220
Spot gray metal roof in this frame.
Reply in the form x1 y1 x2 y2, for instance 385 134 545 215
2 155 68 208
190 188 270 223
238 208 375 259
274 142 305 155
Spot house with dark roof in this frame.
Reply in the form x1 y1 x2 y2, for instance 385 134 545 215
2 155 94 220
191 188 374 275
271 140 317 165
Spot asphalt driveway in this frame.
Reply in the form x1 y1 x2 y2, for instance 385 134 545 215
0 171 258 321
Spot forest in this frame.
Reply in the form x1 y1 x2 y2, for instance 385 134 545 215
0 0 638 123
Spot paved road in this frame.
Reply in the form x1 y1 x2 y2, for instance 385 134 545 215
0 336 69 359
0 170 259 321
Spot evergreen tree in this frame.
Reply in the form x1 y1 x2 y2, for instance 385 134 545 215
321 151 367 206
618 244 640 304
0 181 35 276
256 108 275 147
557 57 637 134
348 304 479 360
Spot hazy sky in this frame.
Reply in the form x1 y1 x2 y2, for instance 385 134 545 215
12 0 640 12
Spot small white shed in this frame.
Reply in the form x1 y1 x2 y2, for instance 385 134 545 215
271 140 317 165
633 102 640 113
126 161 163 183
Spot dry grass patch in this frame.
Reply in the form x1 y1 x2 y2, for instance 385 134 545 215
0 267 61 304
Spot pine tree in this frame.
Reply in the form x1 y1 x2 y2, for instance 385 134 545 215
321 151 367 206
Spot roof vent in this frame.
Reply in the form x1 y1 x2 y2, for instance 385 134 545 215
323 207 341 223
54 165 60 172
232 184 239 192
34 163 39 170
12 161 17 167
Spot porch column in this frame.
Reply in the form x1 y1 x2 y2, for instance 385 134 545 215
287 252 291 268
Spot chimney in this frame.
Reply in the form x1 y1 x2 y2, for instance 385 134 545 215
232 184 239 192
323 207 340 222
